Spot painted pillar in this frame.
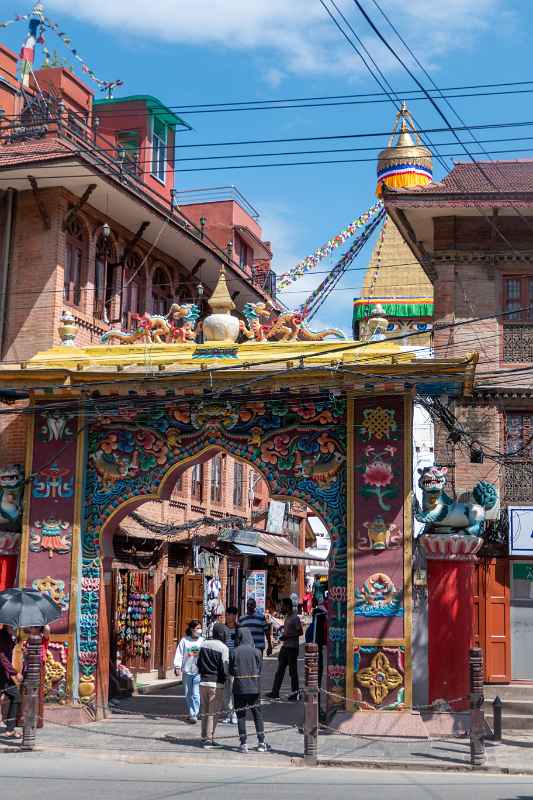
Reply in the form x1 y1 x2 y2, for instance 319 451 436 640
346 394 413 711
421 534 483 711
19 405 85 704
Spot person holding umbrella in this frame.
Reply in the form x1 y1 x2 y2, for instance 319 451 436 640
0 588 62 749
0 625 22 738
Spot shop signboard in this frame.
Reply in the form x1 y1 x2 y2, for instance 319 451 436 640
266 500 286 534
245 570 267 614
508 507 533 556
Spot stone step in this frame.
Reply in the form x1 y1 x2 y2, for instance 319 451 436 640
484 699 533 716
485 712 533 731
484 685 533 701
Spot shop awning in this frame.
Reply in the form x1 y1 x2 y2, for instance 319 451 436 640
219 528 327 565
231 543 266 556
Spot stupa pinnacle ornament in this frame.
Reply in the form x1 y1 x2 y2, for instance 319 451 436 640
202 267 240 343
376 102 433 196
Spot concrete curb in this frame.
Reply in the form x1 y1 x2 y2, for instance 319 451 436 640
1 744 531 776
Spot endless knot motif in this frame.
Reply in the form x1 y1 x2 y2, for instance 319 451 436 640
360 407 397 441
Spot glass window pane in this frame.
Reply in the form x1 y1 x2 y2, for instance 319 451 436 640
505 278 522 320
506 413 524 455
528 279 533 320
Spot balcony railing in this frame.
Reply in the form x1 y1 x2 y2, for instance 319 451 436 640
503 323 533 362
173 186 260 220
503 461 533 503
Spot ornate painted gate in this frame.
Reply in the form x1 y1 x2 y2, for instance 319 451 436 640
19 392 413 713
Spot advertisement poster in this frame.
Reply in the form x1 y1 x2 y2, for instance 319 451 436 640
245 570 267 614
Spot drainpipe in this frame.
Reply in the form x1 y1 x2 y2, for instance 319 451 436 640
0 188 15 359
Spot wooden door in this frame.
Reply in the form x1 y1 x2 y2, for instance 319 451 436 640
165 574 178 670
475 559 511 683
485 559 511 683
179 573 203 636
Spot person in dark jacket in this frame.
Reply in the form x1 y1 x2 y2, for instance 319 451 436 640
230 628 270 753
197 622 229 748
0 626 22 738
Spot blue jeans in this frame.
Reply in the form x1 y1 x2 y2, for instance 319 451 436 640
183 672 201 719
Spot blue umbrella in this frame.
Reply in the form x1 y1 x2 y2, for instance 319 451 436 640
0 588 61 628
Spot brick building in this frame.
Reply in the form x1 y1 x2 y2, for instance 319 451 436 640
0 40 314 679
385 159 533 687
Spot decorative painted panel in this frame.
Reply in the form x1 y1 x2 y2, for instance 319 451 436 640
22 410 80 641
354 398 405 641
354 646 405 710
80 397 348 705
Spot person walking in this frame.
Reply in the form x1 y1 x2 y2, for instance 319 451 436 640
0 626 22 739
266 598 303 701
238 598 272 657
305 596 328 713
230 628 270 753
222 606 238 724
197 622 229 749
174 620 204 724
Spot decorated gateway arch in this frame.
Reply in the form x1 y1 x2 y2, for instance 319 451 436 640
3 262 476 715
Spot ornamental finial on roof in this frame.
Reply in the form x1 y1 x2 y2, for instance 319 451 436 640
376 101 433 196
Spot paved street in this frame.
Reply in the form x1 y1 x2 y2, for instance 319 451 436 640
3 650 533 774
2 753 533 800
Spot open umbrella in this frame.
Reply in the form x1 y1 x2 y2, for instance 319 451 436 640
0 588 62 628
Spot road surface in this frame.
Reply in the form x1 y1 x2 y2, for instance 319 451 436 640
2 752 533 800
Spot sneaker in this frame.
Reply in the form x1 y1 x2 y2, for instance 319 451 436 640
239 742 249 753
187 716 197 725
287 691 300 702
257 741 271 752
201 739 213 750
265 692 279 700
230 713 238 725
222 716 231 724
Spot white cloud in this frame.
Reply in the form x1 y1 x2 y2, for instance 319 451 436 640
44 0 507 79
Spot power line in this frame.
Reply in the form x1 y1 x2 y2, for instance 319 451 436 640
5 118 533 153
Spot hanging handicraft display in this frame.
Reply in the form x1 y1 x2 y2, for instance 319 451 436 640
115 572 153 661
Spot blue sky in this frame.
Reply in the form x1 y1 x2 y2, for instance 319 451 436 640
1 1 530 332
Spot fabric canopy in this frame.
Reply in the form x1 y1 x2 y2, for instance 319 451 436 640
353 298 433 320
220 529 326 564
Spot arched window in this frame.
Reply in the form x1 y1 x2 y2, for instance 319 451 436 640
122 252 145 329
151 266 173 315
64 216 86 307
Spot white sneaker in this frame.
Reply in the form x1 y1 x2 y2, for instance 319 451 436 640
239 742 249 753
257 741 271 752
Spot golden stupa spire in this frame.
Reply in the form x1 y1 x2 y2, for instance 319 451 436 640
376 101 433 196
208 266 235 314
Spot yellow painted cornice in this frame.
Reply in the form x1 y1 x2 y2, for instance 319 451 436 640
0 340 479 397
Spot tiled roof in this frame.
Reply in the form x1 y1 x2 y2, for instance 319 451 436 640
395 160 533 195
0 137 77 167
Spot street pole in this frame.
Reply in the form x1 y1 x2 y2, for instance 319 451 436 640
304 642 319 767
21 632 42 751
469 647 486 767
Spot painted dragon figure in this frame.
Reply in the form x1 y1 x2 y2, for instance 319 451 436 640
240 302 346 342
100 303 201 345
414 466 498 537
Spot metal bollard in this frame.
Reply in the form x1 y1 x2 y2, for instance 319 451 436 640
21 633 43 751
469 647 486 767
304 643 319 767
492 696 502 742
